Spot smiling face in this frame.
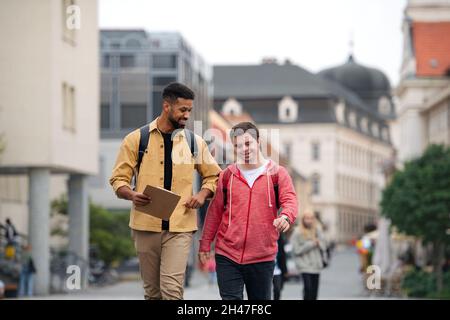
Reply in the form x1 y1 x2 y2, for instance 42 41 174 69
232 132 260 165
302 212 316 228
164 97 193 129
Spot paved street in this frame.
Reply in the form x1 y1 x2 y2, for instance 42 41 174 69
24 246 389 300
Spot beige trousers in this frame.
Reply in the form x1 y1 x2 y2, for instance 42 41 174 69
132 229 193 300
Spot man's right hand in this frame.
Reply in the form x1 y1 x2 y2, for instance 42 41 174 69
117 186 151 206
198 251 210 265
131 192 151 207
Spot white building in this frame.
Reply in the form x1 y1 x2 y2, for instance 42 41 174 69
395 0 450 162
0 0 98 294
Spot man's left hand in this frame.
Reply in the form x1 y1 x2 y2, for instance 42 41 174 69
184 193 206 209
273 216 290 233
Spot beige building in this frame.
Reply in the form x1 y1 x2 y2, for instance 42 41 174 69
0 0 98 294
395 0 450 161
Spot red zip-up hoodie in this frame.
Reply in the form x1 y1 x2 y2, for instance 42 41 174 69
199 160 298 265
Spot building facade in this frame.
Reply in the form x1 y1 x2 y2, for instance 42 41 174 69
395 0 450 163
0 0 99 294
213 59 395 243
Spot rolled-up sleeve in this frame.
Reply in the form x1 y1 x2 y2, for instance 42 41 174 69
109 132 138 194
195 139 221 195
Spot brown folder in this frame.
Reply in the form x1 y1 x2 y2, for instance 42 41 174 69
135 185 181 220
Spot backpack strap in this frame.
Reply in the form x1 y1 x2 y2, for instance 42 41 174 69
222 168 233 210
132 124 150 190
137 124 150 170
271 171 280 210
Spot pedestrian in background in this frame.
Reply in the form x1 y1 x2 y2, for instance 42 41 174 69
291 212 327 300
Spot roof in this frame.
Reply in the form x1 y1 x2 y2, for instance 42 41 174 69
214 63 387 121
213 63 331 99
413 22 450 77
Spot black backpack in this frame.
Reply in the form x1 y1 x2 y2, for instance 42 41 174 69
132 124 198 189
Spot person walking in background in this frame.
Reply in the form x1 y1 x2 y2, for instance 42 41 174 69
291 212 327 300
199 122 298 300
18 244 36 297
4 218 17 245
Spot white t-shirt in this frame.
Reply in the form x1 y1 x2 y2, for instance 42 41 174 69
239 159 269 188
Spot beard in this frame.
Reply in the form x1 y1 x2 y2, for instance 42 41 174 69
168 114 185 129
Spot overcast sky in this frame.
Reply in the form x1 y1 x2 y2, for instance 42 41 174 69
99 0 407 86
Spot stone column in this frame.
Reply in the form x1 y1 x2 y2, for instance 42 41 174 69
68 174 89 289
28 168 51 295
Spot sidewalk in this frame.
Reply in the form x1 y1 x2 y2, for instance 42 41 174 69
21 246 403 300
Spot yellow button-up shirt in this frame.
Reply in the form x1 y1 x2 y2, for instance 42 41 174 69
109 118 221 232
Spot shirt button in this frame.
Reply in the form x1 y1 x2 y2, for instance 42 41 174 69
160 145 163 148
160 161 163 165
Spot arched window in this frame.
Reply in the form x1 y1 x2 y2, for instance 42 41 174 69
222 98 242 116
278 96 298 122
378 96 391 116
335 100 345 123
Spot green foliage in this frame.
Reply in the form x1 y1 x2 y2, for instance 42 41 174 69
381 144 450 245
402 270 450 299
51 196 134 267
89 204 134 266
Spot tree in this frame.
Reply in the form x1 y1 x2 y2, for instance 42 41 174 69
381 144 450 292
51 197 134 267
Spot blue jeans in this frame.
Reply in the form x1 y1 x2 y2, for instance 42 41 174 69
19 271 34 297
215 254 274 300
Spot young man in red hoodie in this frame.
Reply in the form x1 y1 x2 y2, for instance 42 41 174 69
199 122 298 300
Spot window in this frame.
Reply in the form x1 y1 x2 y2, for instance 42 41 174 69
120 104 147 129
311 142 320 161
62 82 76 132
335 101 345 123
125 38 142 49
102 54 110 68
152 91 163 118
371 123 379 137
378 96 391 116
311 174 320 195
152 54 177 69
360 117 368 133
100 104 110 129
278 96 298 122
284 142 292 162
222 98 242 116
153 76 177 87
348 111 357 128
120 55 135 68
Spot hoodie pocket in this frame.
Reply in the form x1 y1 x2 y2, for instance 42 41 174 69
222 221 244 250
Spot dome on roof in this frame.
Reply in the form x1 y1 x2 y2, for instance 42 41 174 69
318 55 394 118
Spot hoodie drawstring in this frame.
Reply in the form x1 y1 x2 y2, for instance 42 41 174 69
228 174 234 227
267 170 273 208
